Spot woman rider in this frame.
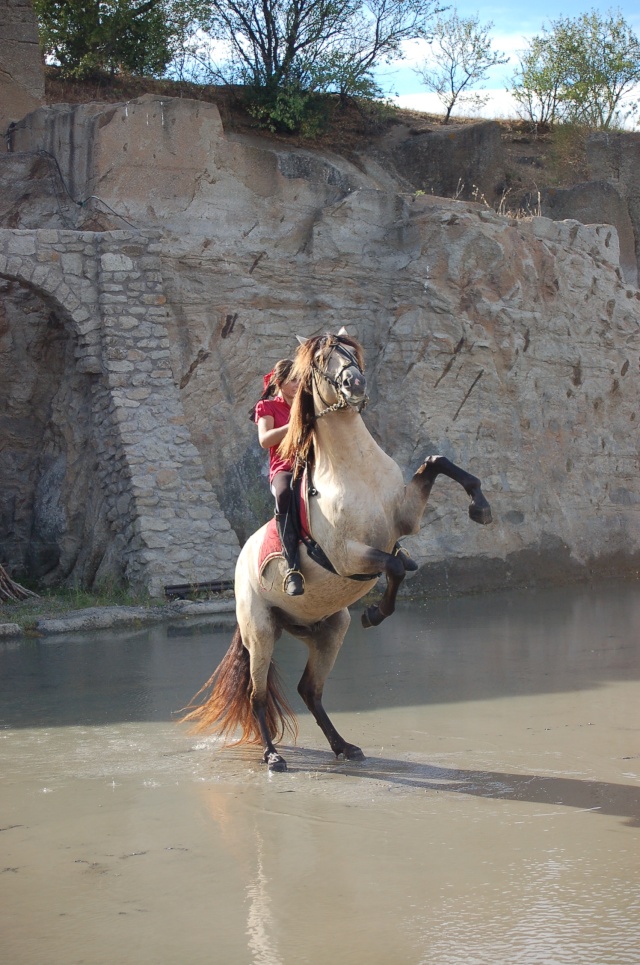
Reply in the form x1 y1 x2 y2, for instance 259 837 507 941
252 359 304 596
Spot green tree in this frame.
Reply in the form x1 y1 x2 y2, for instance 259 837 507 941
413 10 507 124
512 8 640 129
195 0 440 130
511 35 564 127
34 0 181 78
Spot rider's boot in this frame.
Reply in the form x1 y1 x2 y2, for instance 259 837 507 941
275 512 305 596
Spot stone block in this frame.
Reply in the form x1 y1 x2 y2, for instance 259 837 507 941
0 623 21 638
100 253 134 272
60 252 84 276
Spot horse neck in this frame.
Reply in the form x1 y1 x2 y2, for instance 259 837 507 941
312 406 384 478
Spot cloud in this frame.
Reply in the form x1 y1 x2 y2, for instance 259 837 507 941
392 89 522 120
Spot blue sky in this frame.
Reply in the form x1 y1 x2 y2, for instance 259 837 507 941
380 1 640 121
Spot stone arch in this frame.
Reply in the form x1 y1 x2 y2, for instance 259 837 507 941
0 232 112 587
0 228 240 595
0 229 100 356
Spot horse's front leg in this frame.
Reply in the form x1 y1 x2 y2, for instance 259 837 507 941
410 455 492 525
334 539 417 629
294 609 365 761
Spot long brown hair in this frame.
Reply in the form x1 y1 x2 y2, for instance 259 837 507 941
278 333 365 474
248 358 294 421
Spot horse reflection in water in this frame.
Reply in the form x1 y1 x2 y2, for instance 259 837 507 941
182 330 492 771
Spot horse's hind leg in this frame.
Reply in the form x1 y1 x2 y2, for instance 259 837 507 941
295 609 365 761
417 455 492 524
238 603 292 772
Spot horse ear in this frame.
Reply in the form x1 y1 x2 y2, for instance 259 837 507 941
296 335 308 345
337 326 349 336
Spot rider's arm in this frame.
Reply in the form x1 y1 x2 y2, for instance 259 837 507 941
257 415 288 450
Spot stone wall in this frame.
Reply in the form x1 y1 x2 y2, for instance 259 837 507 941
0 0 45 135
541 180 638 287
0 228 239 595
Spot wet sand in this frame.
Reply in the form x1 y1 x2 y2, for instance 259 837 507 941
1 582 639 964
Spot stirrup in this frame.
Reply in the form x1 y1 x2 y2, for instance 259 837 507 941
283 569 305 596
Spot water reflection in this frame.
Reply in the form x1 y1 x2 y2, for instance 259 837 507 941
246 831 284 965
2 581 640 730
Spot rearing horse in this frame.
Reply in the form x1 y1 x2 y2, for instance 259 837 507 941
182 331 492 771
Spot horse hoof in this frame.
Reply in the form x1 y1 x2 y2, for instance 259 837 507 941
469 494 492 525
361 606 384 629
265 752 287 772
342 744 365 761
396 547 418 571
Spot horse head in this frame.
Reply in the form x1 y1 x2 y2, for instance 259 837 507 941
280 330 370 472
307 332 369 416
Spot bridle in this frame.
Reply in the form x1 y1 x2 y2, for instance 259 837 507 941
311 340 369 419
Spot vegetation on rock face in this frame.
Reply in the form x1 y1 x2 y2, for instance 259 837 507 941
33 3 640 135
412 11 508 125
173 0 442 133
34 0 441 132
512 9 640 130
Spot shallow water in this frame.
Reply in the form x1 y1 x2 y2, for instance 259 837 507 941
1 582 639 965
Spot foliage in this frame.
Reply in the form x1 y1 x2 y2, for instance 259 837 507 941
511 36 563 127
511 8 640 129
191 0 439 131
413 10 507 124
34 0 184 79
247 84 330 135
35 0 441 133
0 580 151 631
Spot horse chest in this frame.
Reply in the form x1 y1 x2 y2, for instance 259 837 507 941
310 481 402 547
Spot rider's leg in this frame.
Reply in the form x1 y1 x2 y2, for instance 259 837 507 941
272 472 304 597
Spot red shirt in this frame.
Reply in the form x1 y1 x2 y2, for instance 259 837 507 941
255 397 293 482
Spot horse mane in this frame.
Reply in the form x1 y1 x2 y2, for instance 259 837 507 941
278 333 365 475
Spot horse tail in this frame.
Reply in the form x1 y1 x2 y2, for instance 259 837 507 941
179 625 298 746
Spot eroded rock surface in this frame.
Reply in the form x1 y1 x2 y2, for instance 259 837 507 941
0 0 44 135
1 95 639 595
541 180 638 287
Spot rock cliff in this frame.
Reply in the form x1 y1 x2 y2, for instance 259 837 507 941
0 0 44 135
1 94 639 595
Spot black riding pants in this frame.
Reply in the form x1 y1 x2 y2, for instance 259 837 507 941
271 471 294 516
